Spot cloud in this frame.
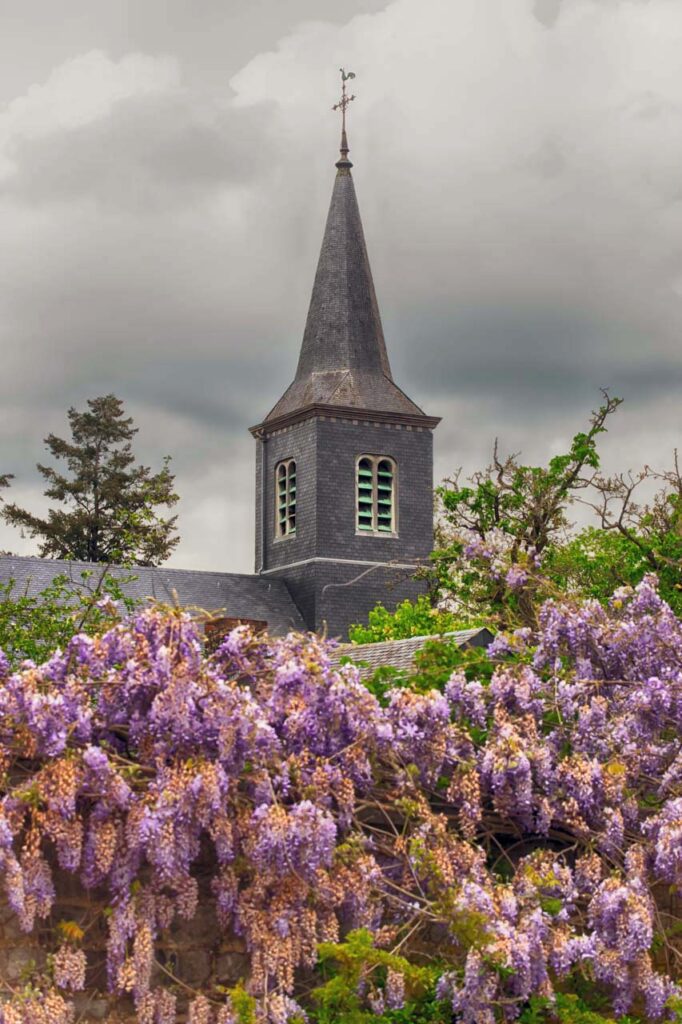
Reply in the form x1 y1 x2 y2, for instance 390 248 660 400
533 0 562 27
227 0 682 406
0 51 179 181
2 0 682 572
0 49 275 207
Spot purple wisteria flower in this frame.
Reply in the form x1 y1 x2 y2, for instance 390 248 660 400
0 582 682 1022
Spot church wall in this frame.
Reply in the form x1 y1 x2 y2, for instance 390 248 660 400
256 414 434 637
254 419 319 573
257 417 433 572
313 417 434 564
273 559 428 640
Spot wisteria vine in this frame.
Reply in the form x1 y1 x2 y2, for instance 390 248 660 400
2 578 682 1021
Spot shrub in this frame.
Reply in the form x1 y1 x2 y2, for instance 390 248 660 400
1 579 682 1021
0 569 137 668
348 595 473 643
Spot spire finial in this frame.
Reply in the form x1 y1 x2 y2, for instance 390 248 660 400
332 68 355 172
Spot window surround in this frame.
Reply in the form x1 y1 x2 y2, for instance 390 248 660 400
356 455 398 536
275 458 297 539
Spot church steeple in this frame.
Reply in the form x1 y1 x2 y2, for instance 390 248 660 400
260 73 432 428
295 135 392 380
250 72 439 641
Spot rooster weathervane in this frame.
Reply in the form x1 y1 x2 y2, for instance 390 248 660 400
332 68 356 135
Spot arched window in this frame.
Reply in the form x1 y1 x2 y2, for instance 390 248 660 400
356 455 396 534
276 459 296 538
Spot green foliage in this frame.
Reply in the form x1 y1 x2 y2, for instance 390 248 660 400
422 391 682 630
519 992 647 1023
632 491 682 617
311 929 449 1024
225 984 257 1024
544 527 652 601
353 638 497 703
520 994 613 1023
346 595 493 702
438 394 617 550
429 394 622 628
348 594 472 643
0 569 136 667
543 517 682 618
2 394 179 566
414 636 496 686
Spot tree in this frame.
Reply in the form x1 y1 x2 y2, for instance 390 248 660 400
542 525 654 603
582 453 682 613
429 392 622 628
535 456 682 617
2 394 179 565
0 475 15 555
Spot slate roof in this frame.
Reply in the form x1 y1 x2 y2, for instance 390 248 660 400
262 138 433 425
331 627 495 678
0 555 306 636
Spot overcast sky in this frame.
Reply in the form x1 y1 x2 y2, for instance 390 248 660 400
1 0 682 571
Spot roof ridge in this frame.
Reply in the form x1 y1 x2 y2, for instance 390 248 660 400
345 627 486 650
0 554 284 585
324 369 352 403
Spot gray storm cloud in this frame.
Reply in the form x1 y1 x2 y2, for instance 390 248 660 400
1 0 682 571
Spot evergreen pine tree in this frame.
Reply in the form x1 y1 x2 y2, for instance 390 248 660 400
2 395 179 566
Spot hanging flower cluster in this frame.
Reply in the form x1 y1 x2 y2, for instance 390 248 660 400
2 578 682 1021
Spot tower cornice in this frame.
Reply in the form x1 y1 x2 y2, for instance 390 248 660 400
250 402 441 438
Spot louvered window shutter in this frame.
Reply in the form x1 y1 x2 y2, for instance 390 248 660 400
356 455 396 534
276 459 297 537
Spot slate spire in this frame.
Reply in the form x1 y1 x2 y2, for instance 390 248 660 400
262 123 430 425
295 128 393 381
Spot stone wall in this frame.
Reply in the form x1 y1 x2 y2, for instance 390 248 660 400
0 862 249 1021
2 852 681 1020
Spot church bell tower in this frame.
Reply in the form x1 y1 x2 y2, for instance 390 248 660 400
250 72 440 638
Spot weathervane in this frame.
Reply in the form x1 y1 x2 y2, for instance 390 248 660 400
333 68 356 168
333 68 356 133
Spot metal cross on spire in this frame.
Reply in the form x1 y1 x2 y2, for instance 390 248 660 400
333 68 355 169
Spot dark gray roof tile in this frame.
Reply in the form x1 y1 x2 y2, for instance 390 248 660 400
0 556 306 636
331 628 494 678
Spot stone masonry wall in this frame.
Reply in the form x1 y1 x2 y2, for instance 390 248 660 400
2 843 680 1019
0 859 249 1021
